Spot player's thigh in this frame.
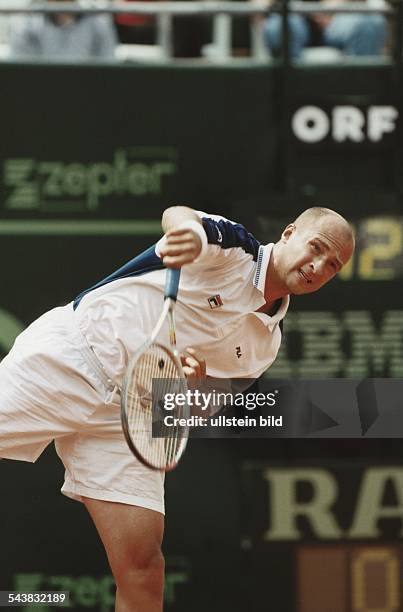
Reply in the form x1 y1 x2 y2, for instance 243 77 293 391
0 305 110 461
0 353 71 461
83 497 164 572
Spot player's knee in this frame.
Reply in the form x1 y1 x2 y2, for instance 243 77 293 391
113 544 165 595
120 552 164 599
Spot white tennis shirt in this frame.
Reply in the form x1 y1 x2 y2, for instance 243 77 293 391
73 212 289 384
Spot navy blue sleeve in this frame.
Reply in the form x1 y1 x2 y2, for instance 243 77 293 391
73 244 164 309
202 217 260 262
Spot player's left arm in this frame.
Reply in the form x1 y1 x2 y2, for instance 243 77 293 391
180 347 207 382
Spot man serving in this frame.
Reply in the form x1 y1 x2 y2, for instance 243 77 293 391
0 205 354 611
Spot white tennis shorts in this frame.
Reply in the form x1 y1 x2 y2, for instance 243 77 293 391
0 303 164 514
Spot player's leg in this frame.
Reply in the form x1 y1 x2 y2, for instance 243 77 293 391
55 398 166 612
83 498 164 612
0 305 104 462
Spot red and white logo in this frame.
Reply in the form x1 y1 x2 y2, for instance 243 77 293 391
208 294 223 309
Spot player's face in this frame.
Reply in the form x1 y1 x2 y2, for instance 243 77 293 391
278 216 353 295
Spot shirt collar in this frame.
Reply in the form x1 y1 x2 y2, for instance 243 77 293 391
253 243 273 295
253 243 290 329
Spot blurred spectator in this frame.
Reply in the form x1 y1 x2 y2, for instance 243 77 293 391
263 0 387 59
114 0 205 57
114 0 155 45
9 0 117 61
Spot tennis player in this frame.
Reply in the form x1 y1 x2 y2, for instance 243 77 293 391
0 205 354 611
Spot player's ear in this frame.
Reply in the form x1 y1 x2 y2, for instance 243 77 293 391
281 223 296 243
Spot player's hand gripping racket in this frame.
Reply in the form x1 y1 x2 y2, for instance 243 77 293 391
121 268 189 471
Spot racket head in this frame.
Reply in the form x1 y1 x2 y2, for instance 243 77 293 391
121 341 189 471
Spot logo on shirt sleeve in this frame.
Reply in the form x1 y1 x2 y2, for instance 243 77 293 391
208 294 223 309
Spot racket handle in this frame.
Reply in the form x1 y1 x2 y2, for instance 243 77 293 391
165 268 181 301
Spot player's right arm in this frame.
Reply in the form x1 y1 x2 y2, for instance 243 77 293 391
161 205 202 232
160 205 260 269
159 206 207 268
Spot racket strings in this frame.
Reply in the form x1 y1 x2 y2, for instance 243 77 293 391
125 344 187 469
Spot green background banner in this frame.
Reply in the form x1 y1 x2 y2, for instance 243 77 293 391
0 63 400 221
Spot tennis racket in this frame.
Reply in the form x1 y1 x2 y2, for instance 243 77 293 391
121 268 189 471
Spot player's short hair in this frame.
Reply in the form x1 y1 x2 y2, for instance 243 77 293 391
294 207 355 248
295 206 343 225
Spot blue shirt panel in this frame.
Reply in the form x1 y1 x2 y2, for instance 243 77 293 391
73 244 163 309
202 218 260 262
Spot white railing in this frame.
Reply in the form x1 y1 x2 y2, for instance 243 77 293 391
0 1 395 62
0 2 393 15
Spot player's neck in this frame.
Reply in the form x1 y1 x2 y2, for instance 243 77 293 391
256 299 282 316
